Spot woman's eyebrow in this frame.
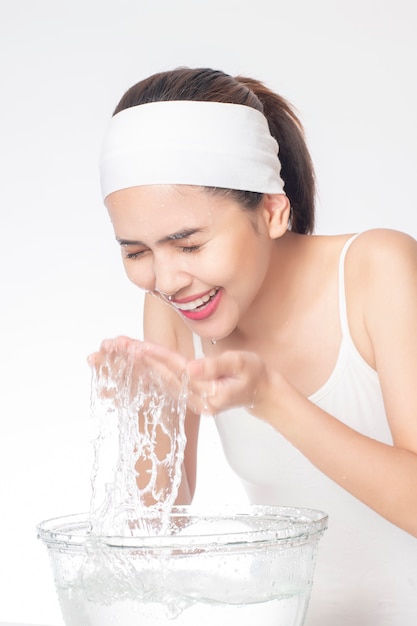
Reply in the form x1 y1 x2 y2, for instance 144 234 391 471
163 228 202 242
116 228 202 246
116 237 144 246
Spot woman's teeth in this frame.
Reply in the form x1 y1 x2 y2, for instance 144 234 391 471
173 288 218 312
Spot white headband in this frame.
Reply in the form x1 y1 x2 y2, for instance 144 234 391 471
99 100 286 200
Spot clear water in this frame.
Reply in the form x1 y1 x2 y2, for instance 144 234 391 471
57 587 308 626
88 340 188 536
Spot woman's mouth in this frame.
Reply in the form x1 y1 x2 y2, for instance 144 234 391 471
173 288 218 311
172 288 221 321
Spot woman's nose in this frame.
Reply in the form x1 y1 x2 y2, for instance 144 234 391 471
153 257 192 298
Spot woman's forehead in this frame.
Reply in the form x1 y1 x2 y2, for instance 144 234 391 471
105 185 219 240
106 184 211 208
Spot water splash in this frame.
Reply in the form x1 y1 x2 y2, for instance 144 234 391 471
88 340 188 536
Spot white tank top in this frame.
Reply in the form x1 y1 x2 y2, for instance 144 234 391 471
195 234 417 625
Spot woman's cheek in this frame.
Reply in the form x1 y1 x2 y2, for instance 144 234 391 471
124 259 154 291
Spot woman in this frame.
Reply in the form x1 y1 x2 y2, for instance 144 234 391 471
94 67 417 624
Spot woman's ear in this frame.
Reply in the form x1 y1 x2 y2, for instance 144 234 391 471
262 194 291 238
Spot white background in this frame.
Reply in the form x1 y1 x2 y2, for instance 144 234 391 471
1 1 416 623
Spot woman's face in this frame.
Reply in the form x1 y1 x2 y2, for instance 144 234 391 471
105 185 277 340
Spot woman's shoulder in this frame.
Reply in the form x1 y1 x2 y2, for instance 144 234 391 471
143 292 195 358
351 227 416 247
341 228 417 302
338 228 417 370
344 228 417 329
346 228 417 273
313 227 416 256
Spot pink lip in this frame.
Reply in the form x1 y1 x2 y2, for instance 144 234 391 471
180 288 222 321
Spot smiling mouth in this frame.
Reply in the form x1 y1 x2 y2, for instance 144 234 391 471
172 288 219 312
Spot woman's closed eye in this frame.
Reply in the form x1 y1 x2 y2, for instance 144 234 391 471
180 244 202 253
124 244 202 259
124 248 148 260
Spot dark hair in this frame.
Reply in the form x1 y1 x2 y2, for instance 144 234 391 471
113 67 315 234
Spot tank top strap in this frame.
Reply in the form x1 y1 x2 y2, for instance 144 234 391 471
338 233 361 336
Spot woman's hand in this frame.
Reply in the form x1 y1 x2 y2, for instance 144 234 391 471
185 350 271 416
88 336 189 408
140 342 271 416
